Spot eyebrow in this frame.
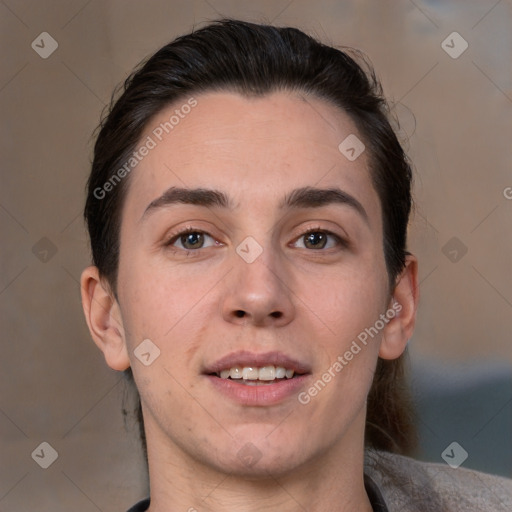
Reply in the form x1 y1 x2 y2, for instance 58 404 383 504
281 186 368 223
141 185 368 224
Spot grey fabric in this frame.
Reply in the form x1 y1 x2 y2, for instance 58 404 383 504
365 449 512 511
126 450 512 511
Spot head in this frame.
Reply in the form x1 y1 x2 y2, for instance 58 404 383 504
81 19 418 477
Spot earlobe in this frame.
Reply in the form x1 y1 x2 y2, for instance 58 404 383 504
80 266 131 371
379 254 419 360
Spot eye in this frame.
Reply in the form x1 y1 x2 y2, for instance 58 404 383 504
293 229 343 250
166 229 217 251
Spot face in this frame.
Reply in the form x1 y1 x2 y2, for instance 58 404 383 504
115 91 392 476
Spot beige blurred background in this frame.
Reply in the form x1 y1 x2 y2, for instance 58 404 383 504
1 0 511 510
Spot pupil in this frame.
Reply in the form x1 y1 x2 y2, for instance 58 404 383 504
306 232 326 249
183 232 203 249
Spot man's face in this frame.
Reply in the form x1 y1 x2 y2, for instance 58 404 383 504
116 91 390 475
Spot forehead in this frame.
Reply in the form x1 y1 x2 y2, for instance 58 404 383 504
122 90 381 227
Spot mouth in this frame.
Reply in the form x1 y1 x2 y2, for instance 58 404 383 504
203 350 311 403
211 364 303 385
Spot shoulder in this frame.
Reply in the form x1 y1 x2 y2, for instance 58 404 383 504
126 498 150 512
364 449 512 512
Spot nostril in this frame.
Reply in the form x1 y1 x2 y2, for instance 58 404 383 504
233 310 283 319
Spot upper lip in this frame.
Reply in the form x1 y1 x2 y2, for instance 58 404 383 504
203 350 311 375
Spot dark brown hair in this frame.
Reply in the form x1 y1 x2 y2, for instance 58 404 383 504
85 18 417 461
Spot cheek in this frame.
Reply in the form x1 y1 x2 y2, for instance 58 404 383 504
296 266 387 425
304 261 388 354
117 256 213 353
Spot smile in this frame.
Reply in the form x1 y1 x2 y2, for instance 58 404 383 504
203 350 311 403
215 365 298 385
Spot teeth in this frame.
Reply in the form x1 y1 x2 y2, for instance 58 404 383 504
242 367 259 380
275 366 286 379
258 366 275 381
217 365 296 381
229 366 243 379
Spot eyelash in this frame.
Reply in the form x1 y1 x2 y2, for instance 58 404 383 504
164 226 347 254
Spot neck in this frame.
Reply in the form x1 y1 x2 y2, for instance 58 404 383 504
144 409 374 512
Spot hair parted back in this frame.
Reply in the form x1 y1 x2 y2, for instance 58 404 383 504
85 18 417 462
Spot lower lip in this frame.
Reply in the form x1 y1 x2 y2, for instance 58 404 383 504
205 375 310 406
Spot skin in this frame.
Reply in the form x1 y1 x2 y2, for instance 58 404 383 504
81 91 418 512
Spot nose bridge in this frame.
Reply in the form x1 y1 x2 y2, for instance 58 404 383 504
221 234 295 326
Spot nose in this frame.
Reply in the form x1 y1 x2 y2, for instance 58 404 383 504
221 247 295 328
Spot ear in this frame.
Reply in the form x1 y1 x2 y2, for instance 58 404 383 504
80 266 130 371
379 254 419 360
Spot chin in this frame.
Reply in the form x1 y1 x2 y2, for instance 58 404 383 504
209 430 312 479
221 452 309 480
